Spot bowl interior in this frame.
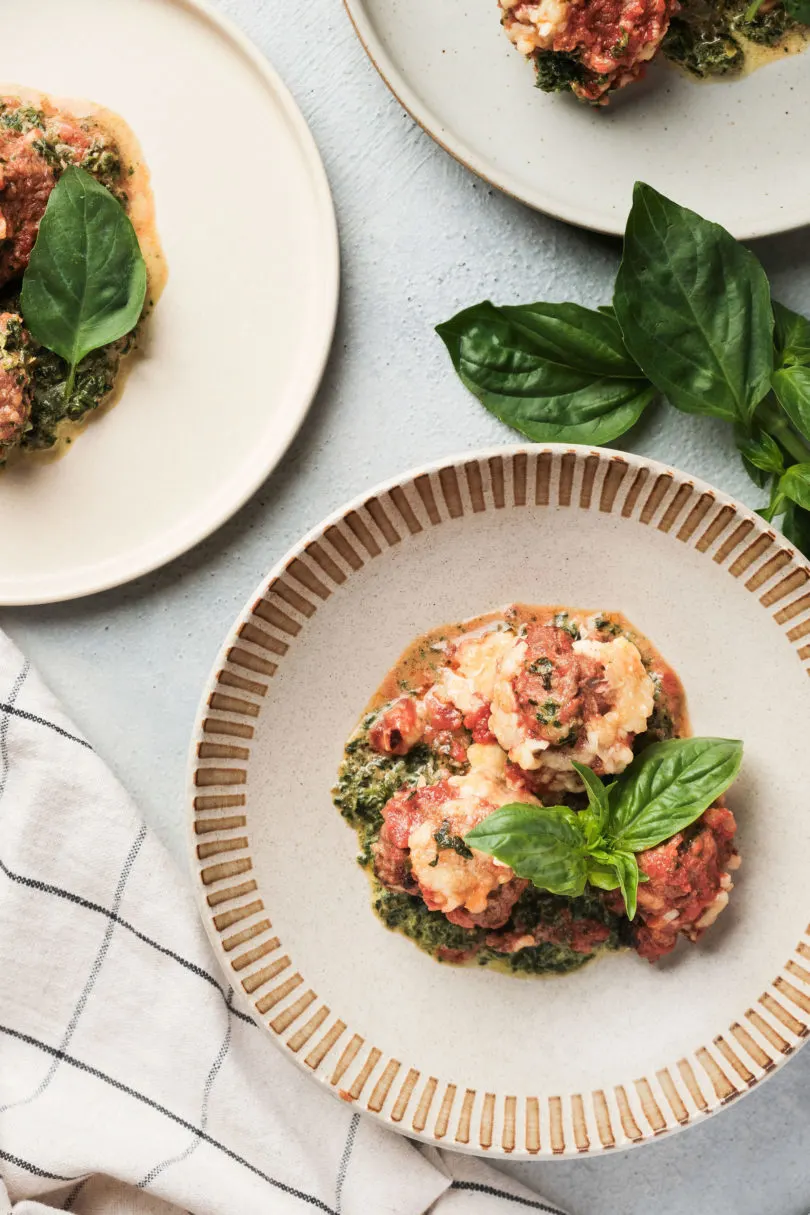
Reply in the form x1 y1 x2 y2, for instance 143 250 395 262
192 448 810 1155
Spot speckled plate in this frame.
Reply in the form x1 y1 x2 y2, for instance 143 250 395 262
188 444 810 1158
0 0 338 604
343 0 810 238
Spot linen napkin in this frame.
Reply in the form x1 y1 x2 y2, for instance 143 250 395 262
0 631 566 1215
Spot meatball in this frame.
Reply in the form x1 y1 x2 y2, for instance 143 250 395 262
0 126 55 287
445 877 529 929
505 624 589 747
374 746 538 928
499 0 676 104
610 803 740 961
372 780 453 894
490 623 654 780
487 910 611 955
424 621 654 788
0 99 112 287
0 312 31 449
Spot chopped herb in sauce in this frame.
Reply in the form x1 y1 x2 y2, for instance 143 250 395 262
594 615 621 635
535 699 562 728
527 655 554 689
553 612 580 639
429 821 474 865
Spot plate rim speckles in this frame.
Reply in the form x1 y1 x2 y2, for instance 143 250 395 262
186 443 810 1158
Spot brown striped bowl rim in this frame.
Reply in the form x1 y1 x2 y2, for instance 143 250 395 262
187 443 810 1157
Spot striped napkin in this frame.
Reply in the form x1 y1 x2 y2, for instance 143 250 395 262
0 630 565 1215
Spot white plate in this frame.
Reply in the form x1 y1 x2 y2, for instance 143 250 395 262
344 0 810 238
0 0 338 605
188 444 810 1158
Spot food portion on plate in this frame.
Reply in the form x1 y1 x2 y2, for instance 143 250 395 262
499 0 809 103
0 88 165 463
335 605 743 975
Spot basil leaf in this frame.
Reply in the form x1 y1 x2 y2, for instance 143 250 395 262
737 425 784 495
607 737 743 853
20 166 147 396
771 303 810 441
773 301 810 366
610 851 641 921
747 460 774 492
584 849 641 917
784 0 810 24
736 427 784 475
585 853 621 892
572 761 610 833
465 803 589 898
435 301 656 444
740 453 770 490
614 183 773 424
779 463 810 512
773 366 810 441
758 476 786 524
782 502 810 557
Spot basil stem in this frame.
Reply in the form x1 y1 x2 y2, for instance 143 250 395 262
757 397 810 467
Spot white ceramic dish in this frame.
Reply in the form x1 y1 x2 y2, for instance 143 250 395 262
343 0 810 238
0 0 338 605
188 444 810 1158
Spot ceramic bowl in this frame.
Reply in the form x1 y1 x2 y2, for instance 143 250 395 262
188 444 810 1158
343 0 810 238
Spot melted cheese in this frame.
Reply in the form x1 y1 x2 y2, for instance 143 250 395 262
572 636 654 774
500 0 572 52
489 634 555 770
408 746 536 914
490 631 654 779
433 629 520 715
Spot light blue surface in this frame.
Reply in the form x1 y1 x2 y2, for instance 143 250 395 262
4 1 810 1210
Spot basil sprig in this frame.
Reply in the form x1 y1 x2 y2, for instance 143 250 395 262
465 737 742 920
437 182 810 560
20 166 147 398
